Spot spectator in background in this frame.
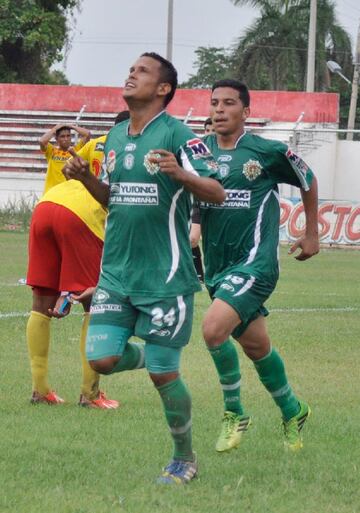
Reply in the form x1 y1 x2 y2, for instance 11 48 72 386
39 123 91 194
204 117 214 135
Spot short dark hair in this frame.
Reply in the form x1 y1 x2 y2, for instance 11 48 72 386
55 126 71 138
212 79 250 107
114 110 130 125
204 117 212 128
141 52 178 107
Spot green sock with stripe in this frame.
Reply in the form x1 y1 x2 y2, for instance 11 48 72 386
157 377 194 461
253 348 299 421
208 339 244 416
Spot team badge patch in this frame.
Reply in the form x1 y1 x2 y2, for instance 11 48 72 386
144 151 161 175
286 148 309 177
206 160 219 172
186 138 211 159
123 153 135 170
219 164 230 178
242 159 262 181
94 142 105 152
93 289 110 304
106 150 116 174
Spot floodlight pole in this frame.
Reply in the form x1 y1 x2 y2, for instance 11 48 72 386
347 19 360 141
306 0 317 92
166 0 174 62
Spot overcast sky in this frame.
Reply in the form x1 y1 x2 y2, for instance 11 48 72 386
58 0 360 87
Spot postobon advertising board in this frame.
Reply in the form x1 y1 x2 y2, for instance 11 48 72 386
280 198 360 246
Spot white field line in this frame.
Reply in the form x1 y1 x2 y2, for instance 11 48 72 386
2 281 356 298
0 306 359 320
0 312 83 319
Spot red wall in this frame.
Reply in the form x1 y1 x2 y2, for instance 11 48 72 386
0 83 339 123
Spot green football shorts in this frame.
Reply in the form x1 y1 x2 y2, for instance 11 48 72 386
86 286 194 354
207 272 275 339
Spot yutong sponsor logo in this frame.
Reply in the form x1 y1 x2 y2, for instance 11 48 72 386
201 189 251 209
110 182 158 205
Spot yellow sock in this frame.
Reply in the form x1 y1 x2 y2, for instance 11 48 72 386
26 311 51 395
80 313 100 400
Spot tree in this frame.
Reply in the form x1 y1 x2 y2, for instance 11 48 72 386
180 46 235 88
0 0 81 84
230 0 353 91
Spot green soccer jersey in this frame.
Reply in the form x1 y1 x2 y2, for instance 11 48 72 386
201 132 314 286
98 111 219 297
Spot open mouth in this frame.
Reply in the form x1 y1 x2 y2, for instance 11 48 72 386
124 81 136 89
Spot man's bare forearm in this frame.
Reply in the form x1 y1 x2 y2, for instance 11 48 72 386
179 174 225 203
301 176 319 237
79 173 110 207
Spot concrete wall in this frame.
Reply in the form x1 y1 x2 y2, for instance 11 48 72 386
1 136 360 207
0 172 43 207
0 84 339 122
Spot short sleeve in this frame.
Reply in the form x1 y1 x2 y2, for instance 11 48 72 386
44 142 53 160
172 123 220 179
267 140 314 191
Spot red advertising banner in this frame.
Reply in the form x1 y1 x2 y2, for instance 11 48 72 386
280 198 360 245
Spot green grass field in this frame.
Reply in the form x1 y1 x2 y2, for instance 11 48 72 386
0 231 359 513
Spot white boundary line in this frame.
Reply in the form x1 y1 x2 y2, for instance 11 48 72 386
0 306 359 320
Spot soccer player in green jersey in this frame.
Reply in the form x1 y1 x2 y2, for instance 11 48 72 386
63 53 225 484
200 79 319 453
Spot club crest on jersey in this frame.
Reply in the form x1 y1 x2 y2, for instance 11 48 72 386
144 151 161 175
219 164 230 178
106 150 116 174
93 289 110 304
125 142 136 152
186 138 211 159
206 160 219 172
123 153 135 170
242 159 262 181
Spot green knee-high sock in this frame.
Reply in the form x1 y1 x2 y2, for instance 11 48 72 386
253 348 299 421
208 339 244 415
110 342 145 374
157 377 193 461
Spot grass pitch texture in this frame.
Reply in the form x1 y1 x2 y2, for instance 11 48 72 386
0 232 359 513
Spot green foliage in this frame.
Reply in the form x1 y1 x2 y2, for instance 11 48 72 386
233 0 353 91
180 46 236 88
0 195 36 232
0 0 81 84
0 236 360 512
184 0 353 95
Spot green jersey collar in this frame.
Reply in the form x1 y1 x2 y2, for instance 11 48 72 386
216 130 247 150
126 110 166 136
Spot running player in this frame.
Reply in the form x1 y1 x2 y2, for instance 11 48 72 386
63 52 225 484
200 79 319 453
26 112 129 409
40 123 91 194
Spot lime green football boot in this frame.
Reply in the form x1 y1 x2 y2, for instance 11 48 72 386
283 400 311 452
216 411 251 452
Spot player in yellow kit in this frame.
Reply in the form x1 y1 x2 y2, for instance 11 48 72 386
26 112 129 407
40 123 91 193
